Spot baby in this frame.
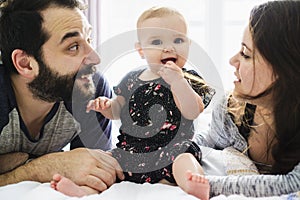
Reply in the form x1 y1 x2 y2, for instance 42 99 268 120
51 6 215 200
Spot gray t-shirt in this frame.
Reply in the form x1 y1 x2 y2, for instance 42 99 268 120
0 103 79 156
0 65 112 158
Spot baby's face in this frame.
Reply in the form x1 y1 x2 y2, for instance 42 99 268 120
137 15 190 70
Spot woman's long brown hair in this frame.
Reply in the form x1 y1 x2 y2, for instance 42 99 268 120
248 0 300 174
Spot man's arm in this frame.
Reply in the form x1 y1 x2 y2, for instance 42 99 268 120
0 148 124 191
0 152 29 174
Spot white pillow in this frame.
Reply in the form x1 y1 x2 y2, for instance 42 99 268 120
223 147 259 175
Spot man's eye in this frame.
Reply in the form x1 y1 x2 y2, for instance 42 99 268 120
68 44 79 51
174 38 184 44
151 39 163 45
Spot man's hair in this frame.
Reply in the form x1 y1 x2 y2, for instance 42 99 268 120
0 0 86 74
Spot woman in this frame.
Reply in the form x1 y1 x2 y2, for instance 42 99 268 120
195 0 300 197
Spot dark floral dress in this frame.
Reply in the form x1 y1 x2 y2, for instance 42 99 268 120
111 67 215 183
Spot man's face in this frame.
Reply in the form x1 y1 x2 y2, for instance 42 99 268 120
28 7 100 102
28 57 96 102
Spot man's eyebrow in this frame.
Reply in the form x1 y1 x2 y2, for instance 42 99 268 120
60 31 80 44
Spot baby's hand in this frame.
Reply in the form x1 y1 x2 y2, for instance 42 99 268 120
158 61 184 85
86 97 111 113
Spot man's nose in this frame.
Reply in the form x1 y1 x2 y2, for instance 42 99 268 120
84 47 101 65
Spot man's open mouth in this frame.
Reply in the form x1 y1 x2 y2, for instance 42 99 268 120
161 57 177 64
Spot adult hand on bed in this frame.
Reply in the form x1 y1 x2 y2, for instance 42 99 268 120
0 148 124 191
51 148 125 192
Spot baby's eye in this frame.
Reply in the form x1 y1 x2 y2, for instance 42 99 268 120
174 38 184 44
151 39 163 45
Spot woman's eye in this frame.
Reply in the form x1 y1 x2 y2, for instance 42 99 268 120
151 39 163 45
240 46 251 59
240 51 250 59
174 38 184 44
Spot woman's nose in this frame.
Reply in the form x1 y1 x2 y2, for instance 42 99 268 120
229 53 239 69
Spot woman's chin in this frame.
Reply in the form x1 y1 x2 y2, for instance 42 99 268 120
232 90 247 101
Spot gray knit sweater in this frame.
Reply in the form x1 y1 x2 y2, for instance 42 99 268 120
194 97 300 197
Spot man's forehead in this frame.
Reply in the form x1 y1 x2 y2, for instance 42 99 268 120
41 6 91 41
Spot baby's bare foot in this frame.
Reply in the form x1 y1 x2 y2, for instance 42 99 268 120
185 171 210 200
51 174 86 197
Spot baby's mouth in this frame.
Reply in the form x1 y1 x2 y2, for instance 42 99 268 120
161 57 177 64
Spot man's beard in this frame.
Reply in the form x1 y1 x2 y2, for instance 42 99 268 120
28 58 96 103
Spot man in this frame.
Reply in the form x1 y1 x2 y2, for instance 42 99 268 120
0 0 124 191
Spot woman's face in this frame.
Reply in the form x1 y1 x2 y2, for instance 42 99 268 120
229 26 276 100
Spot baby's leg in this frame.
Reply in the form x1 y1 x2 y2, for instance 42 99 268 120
172 153 209 200
51 174 98 197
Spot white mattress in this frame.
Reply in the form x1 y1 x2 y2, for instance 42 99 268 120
0 146 297 200
0 180 296 200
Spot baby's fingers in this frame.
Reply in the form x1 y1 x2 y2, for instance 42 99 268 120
86 100 96 113
99 99 111 109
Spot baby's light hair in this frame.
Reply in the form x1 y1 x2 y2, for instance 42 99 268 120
136 6 187 28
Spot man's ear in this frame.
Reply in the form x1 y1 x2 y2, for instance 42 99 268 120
135 42 145 59
11 49 35 78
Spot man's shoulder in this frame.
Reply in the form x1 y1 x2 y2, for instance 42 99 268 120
93 72 112 97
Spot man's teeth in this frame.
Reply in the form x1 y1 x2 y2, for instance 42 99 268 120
81 75 89 79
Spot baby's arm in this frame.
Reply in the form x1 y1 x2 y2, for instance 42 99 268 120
158 61 204 120
86 96 125 120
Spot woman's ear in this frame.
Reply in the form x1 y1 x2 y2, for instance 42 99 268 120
135 42 145 59
11 49 35 78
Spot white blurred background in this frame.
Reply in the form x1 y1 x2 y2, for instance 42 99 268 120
83 0 270 144
96 0 269 92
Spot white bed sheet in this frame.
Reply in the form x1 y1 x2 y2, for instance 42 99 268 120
0 181 199 200
0 180 297 200
1 147 297 200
